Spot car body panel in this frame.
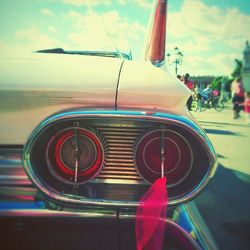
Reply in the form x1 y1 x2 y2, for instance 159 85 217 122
118 60 190 115
0 53 123 144
0 53 191 145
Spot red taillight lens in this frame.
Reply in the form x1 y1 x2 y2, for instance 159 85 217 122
47 128 103 184
135 129 193 186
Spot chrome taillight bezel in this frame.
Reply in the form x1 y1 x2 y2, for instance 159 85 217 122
135 128 194 187
23 110 217 207
46 127 104 185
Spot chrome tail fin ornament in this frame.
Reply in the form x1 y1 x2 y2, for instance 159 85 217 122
144 0 168 67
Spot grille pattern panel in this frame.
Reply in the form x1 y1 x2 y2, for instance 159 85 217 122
92 121 152 183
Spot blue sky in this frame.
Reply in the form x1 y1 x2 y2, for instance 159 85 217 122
0 0 250 76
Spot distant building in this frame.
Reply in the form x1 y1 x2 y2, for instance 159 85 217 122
190 76 216 89
242 41 250 92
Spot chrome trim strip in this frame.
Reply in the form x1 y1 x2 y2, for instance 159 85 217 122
0 209 117 218
0 147 31 186
23 110 217 207
118 214 201 249
185 202 219 250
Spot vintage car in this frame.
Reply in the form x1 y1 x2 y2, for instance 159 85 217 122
0 1 217 249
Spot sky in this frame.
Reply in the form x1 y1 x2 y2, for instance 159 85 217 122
0 0 250 77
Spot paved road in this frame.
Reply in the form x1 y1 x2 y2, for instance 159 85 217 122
192 103 250 175
191 103 250 250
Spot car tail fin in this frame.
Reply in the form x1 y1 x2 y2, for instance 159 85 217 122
144 0 168 67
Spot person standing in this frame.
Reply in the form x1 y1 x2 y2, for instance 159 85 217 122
243 92 250 124
183 73 194 111
220 77 228 102
194 83 203 111
231 77 245 119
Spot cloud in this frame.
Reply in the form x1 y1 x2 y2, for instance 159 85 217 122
224 39 245 50
41 8 53 16
3 0 248 77
117 0 126 5
53 0 152 8
133 0 152 9
166 0 250 75
175 35 212 53
207 53 240 74
169 0 250 43
66 9 146 52
168 52 238 76
59 0 111 6
15 27 64 51
48 26 57 33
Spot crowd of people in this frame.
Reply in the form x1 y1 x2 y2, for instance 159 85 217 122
176 73 250 124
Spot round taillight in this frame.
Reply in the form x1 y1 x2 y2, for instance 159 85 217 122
135 129 193 186
46 128 103 184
